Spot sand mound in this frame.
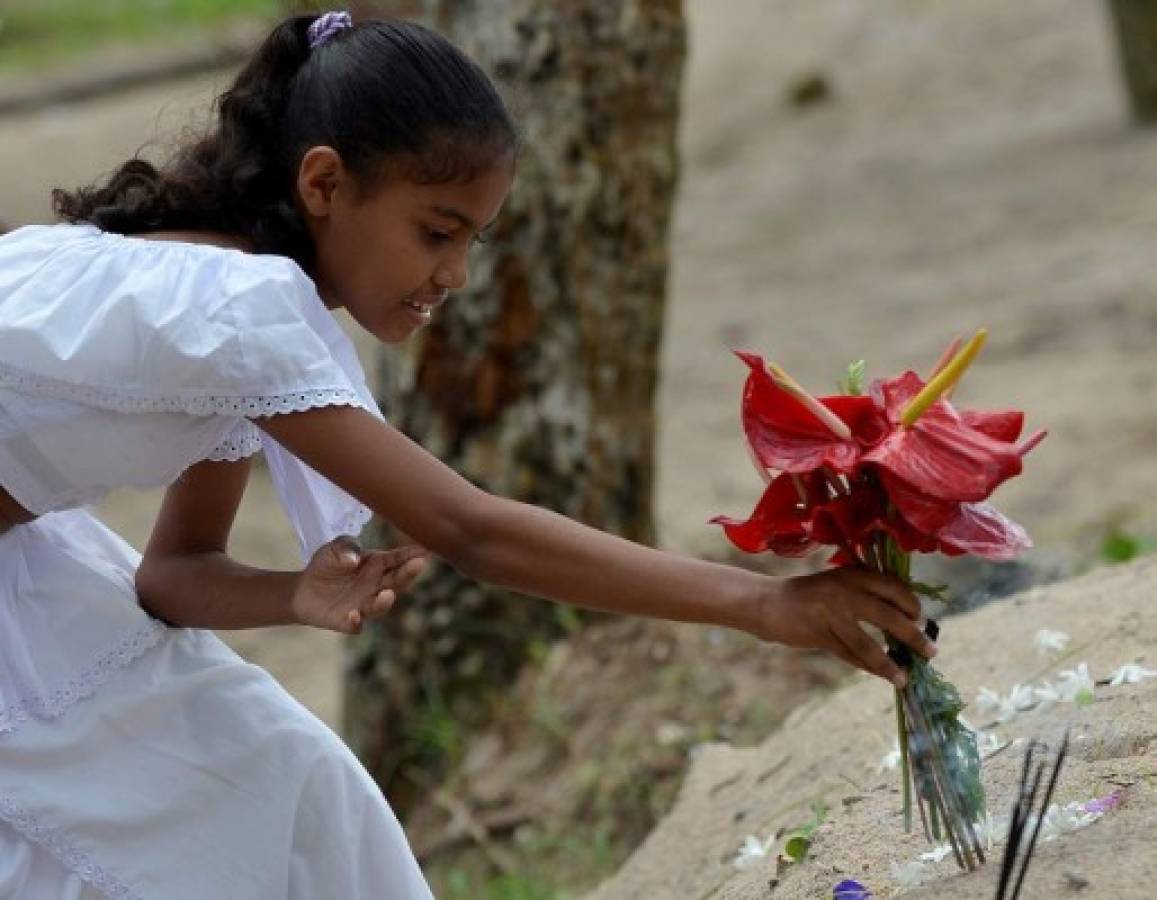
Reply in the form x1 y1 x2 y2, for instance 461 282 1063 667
589 557 1157 899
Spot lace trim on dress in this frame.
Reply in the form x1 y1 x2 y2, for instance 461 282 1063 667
334 504 374 543
206 424 265 462
0 619 166 736
0 359 369 419
0 793 141 900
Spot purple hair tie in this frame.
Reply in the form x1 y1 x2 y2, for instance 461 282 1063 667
308 11 353 49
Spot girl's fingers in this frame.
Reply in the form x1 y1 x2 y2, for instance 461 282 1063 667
830 616 907 688
345 608 363 634
361 589 395 620
375 546 430 573
858 595 936 660
853 569 920 619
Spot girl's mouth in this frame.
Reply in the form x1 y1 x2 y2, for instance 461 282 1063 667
402 298 435 324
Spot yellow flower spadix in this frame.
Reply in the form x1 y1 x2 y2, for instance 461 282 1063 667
900 328 987 428
768 362 854 441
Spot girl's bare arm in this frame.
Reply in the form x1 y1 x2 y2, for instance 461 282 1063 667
135 456 305 629
256 406 933 683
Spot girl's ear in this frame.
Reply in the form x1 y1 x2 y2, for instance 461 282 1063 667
297 146 346 217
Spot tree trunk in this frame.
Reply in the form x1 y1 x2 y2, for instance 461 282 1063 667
343 0 686 813
1108 0 1157 123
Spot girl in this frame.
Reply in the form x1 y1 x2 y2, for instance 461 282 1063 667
0 11 933 899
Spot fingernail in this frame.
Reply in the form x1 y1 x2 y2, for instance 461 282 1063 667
344 552 359 565
926 642 938 658
892 671 908 689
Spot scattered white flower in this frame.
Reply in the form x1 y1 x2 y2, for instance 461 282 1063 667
1108 663 1157 686
1054 663 1095 705
1038 801 1103 841
975 686 1019 722
733 833 775 870
876 739 902 773
1034 628 1070 656
972 813 1010 849
1008 683 1037 711
976 684 1033 722
919 843 953 863
976 730 1008 759
1032 681 1061 710
890 859 930 888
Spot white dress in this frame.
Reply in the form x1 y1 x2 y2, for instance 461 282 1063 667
0 224 433 900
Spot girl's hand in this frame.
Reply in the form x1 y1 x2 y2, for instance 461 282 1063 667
753 568 936 688
291 536 430 634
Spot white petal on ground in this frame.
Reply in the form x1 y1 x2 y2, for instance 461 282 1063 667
733 833 775 870
1108 663 1157 686
1054 663 1095 703
973 813 1010 849
1008 683 1037 710
1033 682 1061 709
976 686 1019 722
1039 801 1104 841
976 730 1009 758
1034 628 1071 656
890 859 930 888
918 844 953 863
876 738 902 773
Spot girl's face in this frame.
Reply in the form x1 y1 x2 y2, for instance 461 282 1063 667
299 148 514 343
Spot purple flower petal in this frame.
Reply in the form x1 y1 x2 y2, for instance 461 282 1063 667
834 879 873 899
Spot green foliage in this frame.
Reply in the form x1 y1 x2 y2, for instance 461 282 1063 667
1098 527 1157 565
909 658 986 823
552 603 583 637
0 0 280 70
910 580 950 604
838 359 867 396
445 870 561 900
782 799 829 863
407 683 463 766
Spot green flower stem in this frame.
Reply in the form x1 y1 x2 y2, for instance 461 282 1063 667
895 686 913 833
902 687 985 869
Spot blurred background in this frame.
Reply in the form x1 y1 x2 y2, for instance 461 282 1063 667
2 1 1156 897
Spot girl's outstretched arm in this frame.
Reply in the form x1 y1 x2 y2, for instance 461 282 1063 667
256 405 935 685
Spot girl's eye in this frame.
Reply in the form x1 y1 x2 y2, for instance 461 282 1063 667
425 229 453 245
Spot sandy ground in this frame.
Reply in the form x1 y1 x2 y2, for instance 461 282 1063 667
2 0 1157 855
590 555 1157 900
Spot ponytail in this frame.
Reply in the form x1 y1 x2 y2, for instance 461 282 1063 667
53 15 515 270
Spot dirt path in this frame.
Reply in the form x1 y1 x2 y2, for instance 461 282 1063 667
3 0 1157 739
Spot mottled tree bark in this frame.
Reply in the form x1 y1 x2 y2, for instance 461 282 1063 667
342 1 686 811
1108 0 1157 123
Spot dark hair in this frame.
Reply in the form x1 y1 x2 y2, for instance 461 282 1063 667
53 15 517 268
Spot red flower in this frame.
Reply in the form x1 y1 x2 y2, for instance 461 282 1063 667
710 471 816 556
737 352 887 475
935 502 1032 561
715 354 1037 567
864 371 1023 507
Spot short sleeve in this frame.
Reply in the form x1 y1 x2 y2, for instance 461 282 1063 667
0 225 382 556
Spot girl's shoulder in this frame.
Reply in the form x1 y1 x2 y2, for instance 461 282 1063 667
0 222 314 304
0 223 353 415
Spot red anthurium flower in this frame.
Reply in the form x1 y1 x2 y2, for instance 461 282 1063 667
811 479 940 557
865 371 1023 504
737 352 887 475
959 409 1024 444
935 502 1032 561
710 471 815 556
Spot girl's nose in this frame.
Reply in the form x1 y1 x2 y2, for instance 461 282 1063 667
434 255 468 291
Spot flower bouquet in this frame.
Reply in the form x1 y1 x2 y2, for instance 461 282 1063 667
713 330 1044 869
